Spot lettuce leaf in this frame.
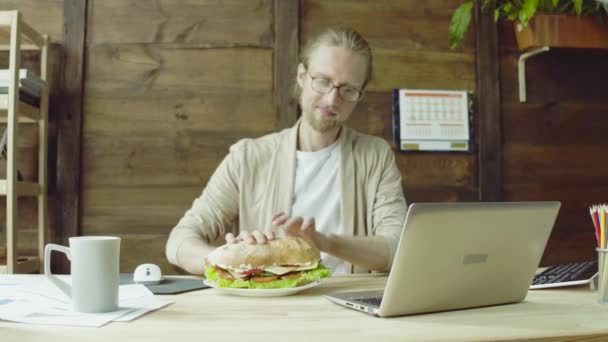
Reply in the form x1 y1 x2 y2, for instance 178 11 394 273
205 264 330 289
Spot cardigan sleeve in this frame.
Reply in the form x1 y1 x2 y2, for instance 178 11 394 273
370 142 407 271
165 143 243 266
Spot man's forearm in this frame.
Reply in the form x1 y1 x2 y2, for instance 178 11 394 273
175 237 217 275
317 234 391 272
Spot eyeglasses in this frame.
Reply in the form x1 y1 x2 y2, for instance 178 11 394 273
306 71 362 103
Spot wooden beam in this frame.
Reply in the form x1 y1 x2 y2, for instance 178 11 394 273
273 0 299 129
475 3 502 201
54 0 87 273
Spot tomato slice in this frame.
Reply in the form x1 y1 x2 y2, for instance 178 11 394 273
241 268 263 275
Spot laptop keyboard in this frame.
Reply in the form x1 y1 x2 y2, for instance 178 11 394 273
352 296 383 307
532 260 597 286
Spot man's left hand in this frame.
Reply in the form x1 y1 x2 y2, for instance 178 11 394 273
272 212 323 250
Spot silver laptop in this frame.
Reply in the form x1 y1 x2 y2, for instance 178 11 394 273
325 201 560 317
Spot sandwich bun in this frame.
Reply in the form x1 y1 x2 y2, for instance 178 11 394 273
207 236 320 269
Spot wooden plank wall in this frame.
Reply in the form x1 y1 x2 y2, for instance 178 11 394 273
499 22 608 265
301 0 479 203
81 0 275 273
0 0 63 261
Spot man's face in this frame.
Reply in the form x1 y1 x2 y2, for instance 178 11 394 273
296 46 367 132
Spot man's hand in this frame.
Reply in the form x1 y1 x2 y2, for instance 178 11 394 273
272 212 323 250
225 230 275 244
224 212 324 249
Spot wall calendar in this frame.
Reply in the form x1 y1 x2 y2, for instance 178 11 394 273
392 89 472 152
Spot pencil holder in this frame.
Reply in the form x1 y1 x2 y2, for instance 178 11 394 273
597 248 608 304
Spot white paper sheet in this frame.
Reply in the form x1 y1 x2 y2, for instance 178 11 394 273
0 275 172 327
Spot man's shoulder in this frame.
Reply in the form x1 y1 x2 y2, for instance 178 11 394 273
229 128 289 157
346 127 393 155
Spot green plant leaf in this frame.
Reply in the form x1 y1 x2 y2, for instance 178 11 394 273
519 0 540 26
448 0 608 47
573 0 583 15
482 0 491 11
449 1 474 49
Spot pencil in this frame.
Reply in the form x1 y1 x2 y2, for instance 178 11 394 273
591 206 601 247
601 207 606 249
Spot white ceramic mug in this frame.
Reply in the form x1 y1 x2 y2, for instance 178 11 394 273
44 236 121 313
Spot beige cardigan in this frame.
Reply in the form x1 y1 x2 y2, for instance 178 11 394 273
166 121 407 272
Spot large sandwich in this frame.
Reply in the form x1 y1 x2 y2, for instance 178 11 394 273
204 236 330 289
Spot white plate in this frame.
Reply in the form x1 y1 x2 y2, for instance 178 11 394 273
203 279 322 297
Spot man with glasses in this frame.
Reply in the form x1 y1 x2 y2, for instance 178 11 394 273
166 28 406 276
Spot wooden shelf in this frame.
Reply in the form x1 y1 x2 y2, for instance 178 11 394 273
514 14 608 102
0 11 43 49
515 14 608 51
0 95 40 122
0 180 41 196
0 10 49 274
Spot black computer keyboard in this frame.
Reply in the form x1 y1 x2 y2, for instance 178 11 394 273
530 260 598 289
353 296 383 307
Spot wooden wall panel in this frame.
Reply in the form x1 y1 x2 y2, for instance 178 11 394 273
476 2 502 201
82 0 274 273
301 0 478 204
0 129 38 178
273 0 299 129
81 134 237 186
83 95 274 138
499 21 608 265
81 188 197 235
503 103 608 145
0 198 40 257
88 0 273 46
120 233 175 274
370 48 476 91
501 51 608 104
85 46 272 95
52 0 88 273
300 0 476 52
83 47 273 188
504 145 608 184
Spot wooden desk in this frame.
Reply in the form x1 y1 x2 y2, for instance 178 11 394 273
2 274 608 341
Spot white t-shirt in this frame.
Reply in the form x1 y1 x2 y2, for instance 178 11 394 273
291 141 348 275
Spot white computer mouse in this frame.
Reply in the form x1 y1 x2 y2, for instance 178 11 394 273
133 263 163 285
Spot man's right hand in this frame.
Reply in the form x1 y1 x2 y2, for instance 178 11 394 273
225 230 276 245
